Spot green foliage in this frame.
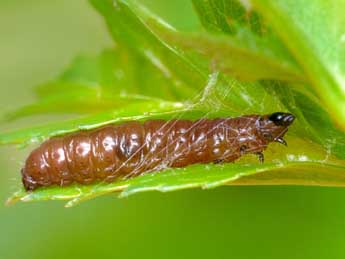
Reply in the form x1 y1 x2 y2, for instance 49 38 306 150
252 0 345 131
165 0 305 82
1 0 345 206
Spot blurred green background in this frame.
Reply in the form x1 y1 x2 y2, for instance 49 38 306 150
1 1 345 258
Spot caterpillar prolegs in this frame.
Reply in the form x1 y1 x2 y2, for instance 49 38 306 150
21 112 295 191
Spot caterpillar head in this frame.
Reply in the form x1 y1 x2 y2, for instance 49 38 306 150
259 112 295 145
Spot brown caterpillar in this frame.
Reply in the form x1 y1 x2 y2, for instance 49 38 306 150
21 112 295 191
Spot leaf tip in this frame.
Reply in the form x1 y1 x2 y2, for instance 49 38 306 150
64 199 78 208
5 190 25 206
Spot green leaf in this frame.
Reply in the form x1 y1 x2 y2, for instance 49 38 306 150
89 0 206 94
193 0 266 35
2 47 198 121
251 0 345 131
265 81 345 160
186 0 305 81
153 29 305 82
114 0 305 82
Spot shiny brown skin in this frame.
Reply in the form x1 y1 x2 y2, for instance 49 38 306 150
21 112 295 191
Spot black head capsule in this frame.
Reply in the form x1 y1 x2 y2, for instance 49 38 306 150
258 112 295 148
269 112 295 126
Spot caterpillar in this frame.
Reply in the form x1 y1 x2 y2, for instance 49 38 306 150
21 112 295 191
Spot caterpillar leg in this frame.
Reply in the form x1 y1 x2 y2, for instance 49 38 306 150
275 137 287 146
213 159 224 164
240 145 247 155
256 152 264 163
